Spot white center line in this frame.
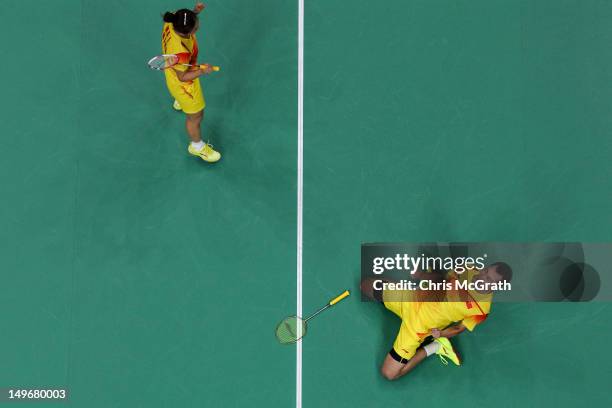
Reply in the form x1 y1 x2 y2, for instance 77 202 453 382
296 0 304 407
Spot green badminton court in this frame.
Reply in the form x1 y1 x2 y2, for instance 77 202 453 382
2 0 612 406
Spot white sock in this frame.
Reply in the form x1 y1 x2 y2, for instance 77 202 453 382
424 341 440 357
191 141 205 150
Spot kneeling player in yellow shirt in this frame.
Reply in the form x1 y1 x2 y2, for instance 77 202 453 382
361 262 512 381
161 3 220 162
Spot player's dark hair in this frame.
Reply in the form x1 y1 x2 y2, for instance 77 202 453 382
163 9 198 35
491 262 513 282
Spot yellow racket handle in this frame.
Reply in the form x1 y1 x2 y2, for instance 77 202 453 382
199 64 220 72
329 290 350 306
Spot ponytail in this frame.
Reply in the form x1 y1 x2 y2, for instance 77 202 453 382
163 11 175 23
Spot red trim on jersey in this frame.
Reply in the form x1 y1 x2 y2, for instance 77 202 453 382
465 291 488 322
175 52 191 64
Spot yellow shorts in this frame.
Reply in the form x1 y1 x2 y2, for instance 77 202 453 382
383 295 425 361
166 77 205 114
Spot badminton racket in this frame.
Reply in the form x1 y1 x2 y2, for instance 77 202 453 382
275 290 350 344
147 54 220 72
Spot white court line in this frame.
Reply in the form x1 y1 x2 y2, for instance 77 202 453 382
296 0 304 407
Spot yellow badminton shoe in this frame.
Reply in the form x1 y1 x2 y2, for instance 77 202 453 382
188 142 221 163
434 338 461 366
173 100 182 111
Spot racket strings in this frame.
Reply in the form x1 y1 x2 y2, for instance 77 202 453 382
147 55 178 70
275 317 306 344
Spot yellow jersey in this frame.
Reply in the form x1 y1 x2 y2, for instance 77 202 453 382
383 268 492 359
160 22 205 114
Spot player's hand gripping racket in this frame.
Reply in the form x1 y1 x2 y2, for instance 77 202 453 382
275 290 350 344
147 54 220 72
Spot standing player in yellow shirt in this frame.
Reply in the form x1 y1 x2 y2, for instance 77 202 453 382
361 262 512 381
161 3 220 162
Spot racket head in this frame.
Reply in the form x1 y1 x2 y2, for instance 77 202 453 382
147 54 179 70
275 316 307 344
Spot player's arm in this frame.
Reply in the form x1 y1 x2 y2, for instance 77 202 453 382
171 52 213 81
432 324 466 339
441 324 466 338
173 67 204 82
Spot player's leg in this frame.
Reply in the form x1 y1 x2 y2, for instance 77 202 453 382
382 320 456 381
184 110 221 163
380 348 427 381
363 279 453 379
381 325 425 381
186 110 204 143
182 78 206 144
381 338 461 380
172 78 221 163
363 281 425 380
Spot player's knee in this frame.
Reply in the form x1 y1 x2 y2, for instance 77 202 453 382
380 361 400 381
380 366 398 381
186 111 203 122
